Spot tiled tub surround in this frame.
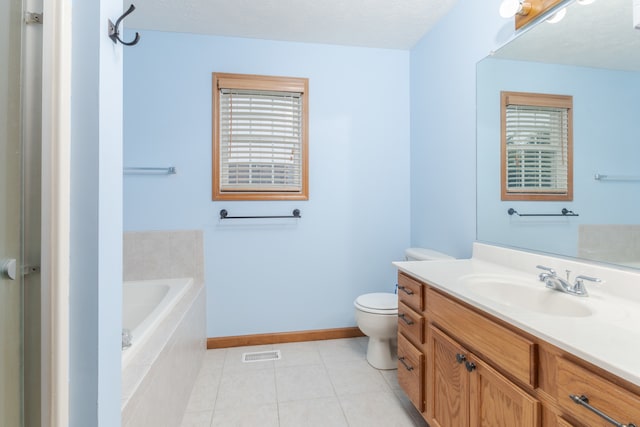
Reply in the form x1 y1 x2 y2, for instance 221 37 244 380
123 230 205 284
394 242 640 387
122 230 206 427
579 224 640 267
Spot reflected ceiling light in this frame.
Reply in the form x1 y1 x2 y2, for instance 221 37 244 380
576 0 596 4
546 7 567 23
499 0 532 18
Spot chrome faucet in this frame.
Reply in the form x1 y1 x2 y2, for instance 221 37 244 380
536 265 601 297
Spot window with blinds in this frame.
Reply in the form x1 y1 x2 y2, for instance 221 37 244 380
212 73 309 200
501 92 573 201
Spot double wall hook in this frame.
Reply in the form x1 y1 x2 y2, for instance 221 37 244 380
108 4 140 46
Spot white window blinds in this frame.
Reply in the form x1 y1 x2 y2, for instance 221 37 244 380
504 104 569 193
219 89 303 192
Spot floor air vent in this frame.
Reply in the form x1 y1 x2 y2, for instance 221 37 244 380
242 350 281 363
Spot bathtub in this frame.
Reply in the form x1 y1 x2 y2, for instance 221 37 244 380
121 277 205 427
122 278 191 369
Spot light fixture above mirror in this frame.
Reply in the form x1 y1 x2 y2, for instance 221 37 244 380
499 0 532 18
545 7 567 24
499 0 573 30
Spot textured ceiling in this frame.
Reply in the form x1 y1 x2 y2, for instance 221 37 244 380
124 0 458 50
493 0 640 72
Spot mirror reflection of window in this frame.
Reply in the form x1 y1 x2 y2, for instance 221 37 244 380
501 91 573 201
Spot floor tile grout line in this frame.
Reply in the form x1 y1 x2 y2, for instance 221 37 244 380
273 357 282 427
318 340 353 426
208 348 228 427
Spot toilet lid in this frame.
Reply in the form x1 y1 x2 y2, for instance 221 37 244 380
354 293 398 313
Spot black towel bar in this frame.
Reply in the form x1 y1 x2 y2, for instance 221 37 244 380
219 209 301 219
508 208 578 217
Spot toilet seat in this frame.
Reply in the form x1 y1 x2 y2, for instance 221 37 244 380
354 293 398 315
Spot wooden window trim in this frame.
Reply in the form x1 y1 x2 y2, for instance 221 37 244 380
212 72 309 201
500 91 573 201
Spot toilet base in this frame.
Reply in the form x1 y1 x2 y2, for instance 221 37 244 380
365 336 397 370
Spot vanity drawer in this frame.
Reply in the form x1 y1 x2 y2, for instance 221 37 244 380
426 288 537 388
557 357 640 427
555 416 576 427
398 301 424 345
397 273 424 311
398 332 424 412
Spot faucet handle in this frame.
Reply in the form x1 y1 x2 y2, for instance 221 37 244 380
536 265 556 281
536 265 556 275
574 275 601 283
573 275 602 296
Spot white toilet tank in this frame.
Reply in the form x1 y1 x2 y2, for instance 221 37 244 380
405 247 453 261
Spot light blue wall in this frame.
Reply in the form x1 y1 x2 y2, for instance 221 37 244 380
477 58 640 257
124 31 411 337
409 0 514 258
70 0 122 425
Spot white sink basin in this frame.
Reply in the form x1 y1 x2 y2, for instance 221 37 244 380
459 274 593 317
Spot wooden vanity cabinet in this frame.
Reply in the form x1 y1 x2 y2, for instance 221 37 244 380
428 325 541 427
396 271 640 427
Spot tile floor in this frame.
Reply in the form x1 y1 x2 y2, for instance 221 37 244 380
180 337 429 427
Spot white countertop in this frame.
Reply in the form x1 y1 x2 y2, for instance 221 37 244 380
394 243 640 387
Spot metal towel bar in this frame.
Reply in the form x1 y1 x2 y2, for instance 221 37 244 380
508 208 578 217
594 173 640 182
124 167 176 175
219 209 301 220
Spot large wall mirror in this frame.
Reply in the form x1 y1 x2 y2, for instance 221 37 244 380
477 0 640 268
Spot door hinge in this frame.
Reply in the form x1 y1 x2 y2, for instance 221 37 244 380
22 265 41 275
25 12 43 25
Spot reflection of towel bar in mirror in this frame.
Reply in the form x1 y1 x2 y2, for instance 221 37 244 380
594 173 640 182
124 167 176 175
219 209 301 220
508 208 578 217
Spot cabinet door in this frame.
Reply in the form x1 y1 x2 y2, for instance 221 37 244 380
428 326 469 427
468 355 541 427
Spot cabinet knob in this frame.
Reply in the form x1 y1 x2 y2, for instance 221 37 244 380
465 361 476 372
455 353 466 364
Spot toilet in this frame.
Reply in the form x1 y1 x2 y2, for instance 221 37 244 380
354 247 453 369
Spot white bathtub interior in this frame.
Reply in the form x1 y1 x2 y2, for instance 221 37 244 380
121 278 191 370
